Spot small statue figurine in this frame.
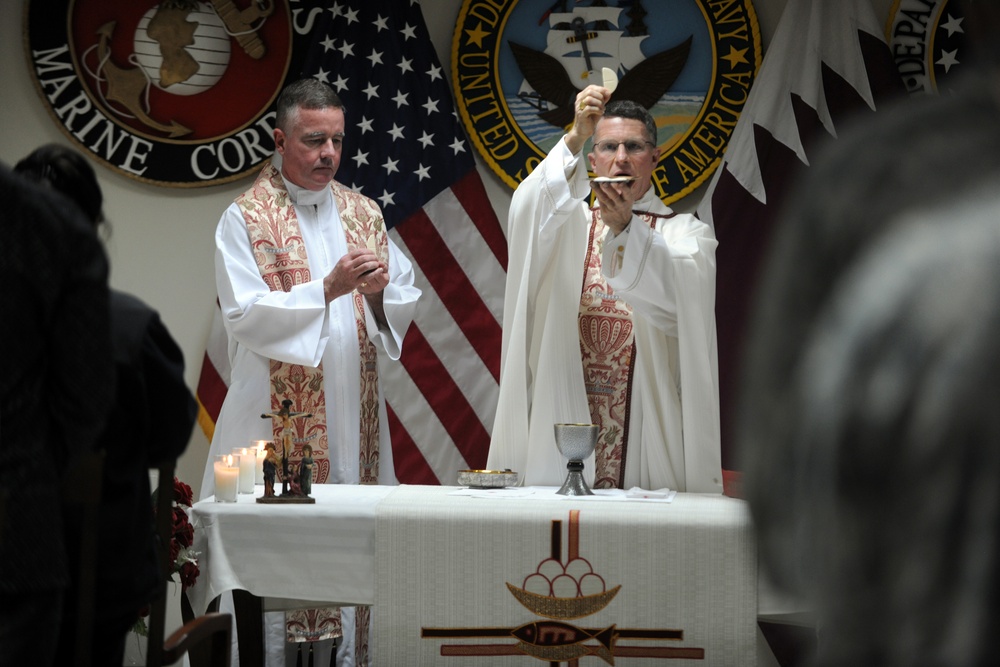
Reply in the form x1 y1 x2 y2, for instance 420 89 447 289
261 399 312 497
261 442 279 498
299 444 315 496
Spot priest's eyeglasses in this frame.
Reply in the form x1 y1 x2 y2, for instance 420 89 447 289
593 140 655 156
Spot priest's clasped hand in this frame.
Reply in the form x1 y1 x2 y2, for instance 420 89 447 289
323 247 388 303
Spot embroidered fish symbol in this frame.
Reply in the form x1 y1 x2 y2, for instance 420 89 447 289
512 621 617 665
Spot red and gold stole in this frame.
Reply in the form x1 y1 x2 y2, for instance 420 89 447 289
579 208 670 488
237 162 388 485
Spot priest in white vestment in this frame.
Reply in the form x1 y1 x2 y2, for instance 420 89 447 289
487 87 722 494
202 79 420 667
202 164 419 497
202 118 419 500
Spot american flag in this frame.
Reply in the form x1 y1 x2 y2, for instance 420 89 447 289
197 0 507 484
695 0 904 474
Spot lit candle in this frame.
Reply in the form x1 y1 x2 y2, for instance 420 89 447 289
214 454 239 502
253 440 269 485
234 447 255 493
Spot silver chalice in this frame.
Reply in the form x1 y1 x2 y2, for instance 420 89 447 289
553 423 598 496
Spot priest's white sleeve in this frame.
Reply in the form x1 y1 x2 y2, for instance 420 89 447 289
601 212 723 493
601 212 717 335
215 203 331 367
362 234 420 360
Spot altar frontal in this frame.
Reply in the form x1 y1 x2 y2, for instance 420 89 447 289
374 486 756 664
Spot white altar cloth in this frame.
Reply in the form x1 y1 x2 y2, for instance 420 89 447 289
374 485 757 665
188 484 762 665
187 484 394 615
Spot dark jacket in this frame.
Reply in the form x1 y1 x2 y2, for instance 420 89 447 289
0 164 114 594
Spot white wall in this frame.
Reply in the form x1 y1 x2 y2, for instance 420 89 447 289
0 0 893 499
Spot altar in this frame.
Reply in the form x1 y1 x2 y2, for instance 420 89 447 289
188 484 757 665
187 484 392 614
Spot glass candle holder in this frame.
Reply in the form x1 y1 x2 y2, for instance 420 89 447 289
233 447 255 493
214 454 239 502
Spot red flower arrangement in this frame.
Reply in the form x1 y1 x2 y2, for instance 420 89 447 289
166 477 200 591
133 477 200 637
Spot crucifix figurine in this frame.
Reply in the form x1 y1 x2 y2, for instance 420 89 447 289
261 398 312 497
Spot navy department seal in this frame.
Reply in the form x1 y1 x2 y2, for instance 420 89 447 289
886 0 969 95
452 0 761 205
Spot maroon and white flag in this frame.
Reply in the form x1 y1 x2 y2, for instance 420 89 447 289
695 0 904 473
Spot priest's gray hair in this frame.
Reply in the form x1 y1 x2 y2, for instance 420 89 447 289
275 78 345 132
599 100 657 145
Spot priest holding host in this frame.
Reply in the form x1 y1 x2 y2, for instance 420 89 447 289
487 82 722 494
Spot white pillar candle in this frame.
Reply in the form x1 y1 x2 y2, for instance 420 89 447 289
253 440 269 485
214 454 239 502
234 447 255 493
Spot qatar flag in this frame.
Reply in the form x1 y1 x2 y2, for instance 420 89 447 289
695 0 905 478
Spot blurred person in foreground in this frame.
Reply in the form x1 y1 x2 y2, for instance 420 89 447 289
737 12 1000 660
753 188 1000 665
15 143 197 667
0 160 114 666
739 4 1000 600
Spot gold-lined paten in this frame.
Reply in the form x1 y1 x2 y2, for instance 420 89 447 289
457 469 518 488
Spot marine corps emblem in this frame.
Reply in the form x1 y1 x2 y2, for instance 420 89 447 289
452 0 761 205
886 0 968 95
24 0 300 187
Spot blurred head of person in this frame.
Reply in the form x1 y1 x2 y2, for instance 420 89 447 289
782 190 1000 666
14 143 104 229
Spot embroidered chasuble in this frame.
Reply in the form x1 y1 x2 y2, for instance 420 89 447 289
239 162 387 486
237 162 388 658
580 207 669 489
489 136 722 494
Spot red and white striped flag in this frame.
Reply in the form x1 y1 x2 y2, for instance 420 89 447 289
197 0 507 485
695 0 904 474
195 299 229 445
